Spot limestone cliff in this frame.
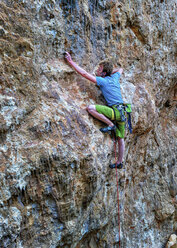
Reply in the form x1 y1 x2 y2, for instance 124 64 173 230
0 0 176 247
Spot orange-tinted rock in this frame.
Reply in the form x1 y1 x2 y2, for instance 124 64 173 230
0 0 176 247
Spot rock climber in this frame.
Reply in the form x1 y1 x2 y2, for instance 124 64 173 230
64 52 125 169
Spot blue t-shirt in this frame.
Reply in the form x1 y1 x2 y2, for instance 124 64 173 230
96 72 123 106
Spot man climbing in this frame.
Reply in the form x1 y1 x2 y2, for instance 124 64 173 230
65 52 125 169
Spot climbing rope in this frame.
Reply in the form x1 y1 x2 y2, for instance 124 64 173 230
113 134 121 248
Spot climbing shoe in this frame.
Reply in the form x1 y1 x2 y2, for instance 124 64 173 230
100 125 116 133
109 162 123 169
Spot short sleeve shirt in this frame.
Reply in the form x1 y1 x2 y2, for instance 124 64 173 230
96 72 123 106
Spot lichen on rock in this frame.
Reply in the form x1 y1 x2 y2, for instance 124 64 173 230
0 0 176 248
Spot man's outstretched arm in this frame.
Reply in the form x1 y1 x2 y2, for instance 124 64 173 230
65 52 96 83
112 68 123 75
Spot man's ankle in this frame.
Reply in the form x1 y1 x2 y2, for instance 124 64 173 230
117 161 122 164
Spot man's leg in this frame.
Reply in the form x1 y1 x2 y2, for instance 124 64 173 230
117 137 125 164
109 120 125 168
87 105 114 127
109 137 125 169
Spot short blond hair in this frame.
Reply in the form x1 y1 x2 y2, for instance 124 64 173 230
99 60 113 76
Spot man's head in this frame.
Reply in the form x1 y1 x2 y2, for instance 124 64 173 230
96 60 113 77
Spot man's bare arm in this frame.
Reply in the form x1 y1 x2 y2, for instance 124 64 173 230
64 52 96 83
112 68 123 75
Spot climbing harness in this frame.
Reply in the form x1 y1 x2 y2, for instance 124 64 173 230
113 104 126 122
113 133 121 247
111 103 132 134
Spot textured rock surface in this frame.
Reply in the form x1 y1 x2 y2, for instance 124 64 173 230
0 0 176 247
166 234 177 248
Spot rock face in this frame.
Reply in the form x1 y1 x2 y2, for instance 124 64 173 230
0 0 176 247
166 234 177 248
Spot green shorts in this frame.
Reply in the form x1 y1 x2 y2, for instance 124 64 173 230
95 105 125 138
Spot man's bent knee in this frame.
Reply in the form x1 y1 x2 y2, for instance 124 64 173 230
87 105 96 113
